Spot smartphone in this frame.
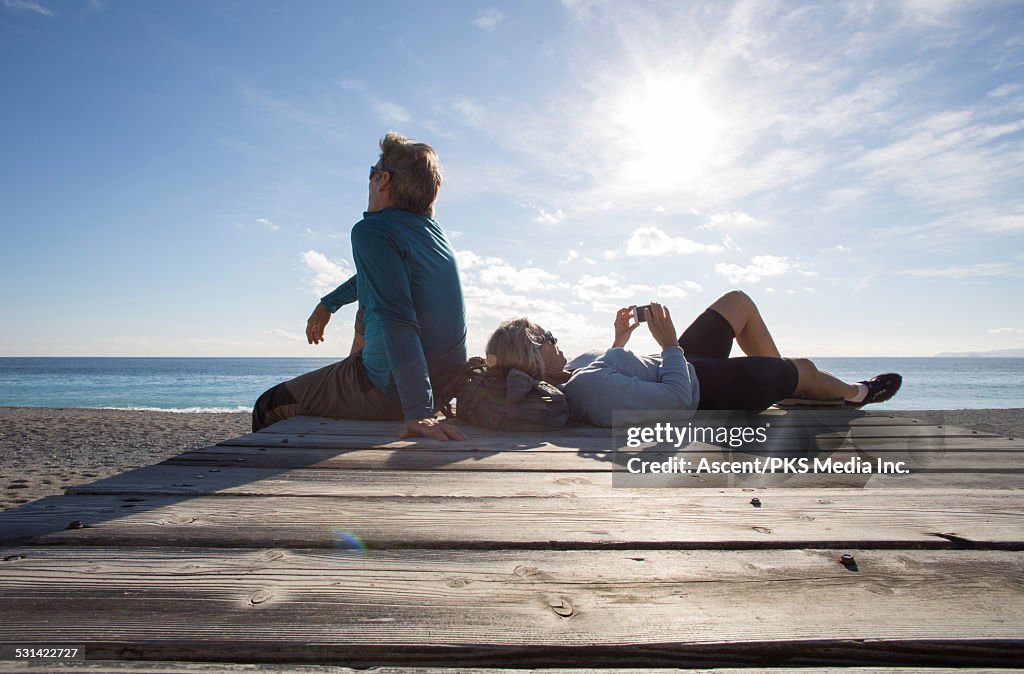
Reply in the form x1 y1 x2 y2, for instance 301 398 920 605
634 304 652 323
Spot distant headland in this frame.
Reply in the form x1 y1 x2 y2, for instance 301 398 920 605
935 348 1024 358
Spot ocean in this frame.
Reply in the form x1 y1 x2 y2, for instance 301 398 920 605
1 357 1022 412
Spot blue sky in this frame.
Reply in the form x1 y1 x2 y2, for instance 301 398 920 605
1 0 1022 358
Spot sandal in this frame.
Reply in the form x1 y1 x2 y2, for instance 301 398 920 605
845 372 902 407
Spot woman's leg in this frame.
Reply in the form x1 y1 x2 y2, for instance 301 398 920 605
698 291 856 399
787 357 859 401
684 291 899 407
705 290 781 358
690 356 799 410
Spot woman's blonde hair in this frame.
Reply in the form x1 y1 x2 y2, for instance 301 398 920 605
485 317 547 380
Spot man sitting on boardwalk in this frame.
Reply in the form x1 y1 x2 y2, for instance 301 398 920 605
253 132 467 441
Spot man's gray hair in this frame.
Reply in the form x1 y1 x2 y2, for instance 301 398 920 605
378 131 442 216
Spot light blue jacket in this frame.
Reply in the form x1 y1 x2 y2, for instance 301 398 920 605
560 346 700 427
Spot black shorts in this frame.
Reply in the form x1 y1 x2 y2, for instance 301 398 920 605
678 309 798 411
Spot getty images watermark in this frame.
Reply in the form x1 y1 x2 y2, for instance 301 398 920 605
610 409 944 488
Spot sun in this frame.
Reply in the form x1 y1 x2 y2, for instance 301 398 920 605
609 75 722 194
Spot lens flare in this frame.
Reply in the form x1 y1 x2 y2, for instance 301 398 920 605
331 527 366 553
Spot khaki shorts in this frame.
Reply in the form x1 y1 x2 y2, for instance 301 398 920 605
252 354 403 431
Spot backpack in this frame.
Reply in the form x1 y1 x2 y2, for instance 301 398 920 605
436 357 569 431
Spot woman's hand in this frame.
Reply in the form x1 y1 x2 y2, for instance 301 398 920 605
645 303 680 349
612 305 640 348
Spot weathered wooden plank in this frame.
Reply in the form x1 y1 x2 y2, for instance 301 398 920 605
263 416 621 436
170 441 1024 470
223 425 1010 452
65 450 1024 499
224 433 615 452
2 663 1007 667
1 491 1021 548
259 413 952 436
10 664 1022 674
230 432 1024 452
0 547 1022 666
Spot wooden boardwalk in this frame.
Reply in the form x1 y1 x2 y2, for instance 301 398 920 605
1 409 1023 669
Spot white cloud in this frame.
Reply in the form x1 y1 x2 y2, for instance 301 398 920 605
257 217 280 231
850 108 1024 227
536 207 565 224
988 327 1024 334
114 336 151 345
452 97 487 126
268 329 305 343
458 248 497 268
714 255 795 283
473 7 506 31
460 285 599 357
302 250 354 296
435 1 1024 253
853 274 874 292
895 262 1022 279
625 227 724 256
455 251 492 283
602 249 620 260
372 99 411 125
983 214 1024 232
462 285 565 320
456 247 569 291
702 211 761 229
574 274 653 301
2 0 53 16
336 78 367 92
899 0 966 27
825 187 871 208
478 264 563 292
989 83 1022 98
822 244 852 253
657 281 703 298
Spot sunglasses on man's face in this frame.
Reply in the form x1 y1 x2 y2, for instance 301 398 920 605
542 331 557 346
369 165 385 179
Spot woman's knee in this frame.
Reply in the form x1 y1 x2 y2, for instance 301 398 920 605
786 357 817 388
710 289 755 315
706 290 754 332
716 288 750 305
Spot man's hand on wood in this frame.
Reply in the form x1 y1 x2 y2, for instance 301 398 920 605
399 417 466 441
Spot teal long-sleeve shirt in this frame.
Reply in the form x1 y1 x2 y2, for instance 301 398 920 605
319 207 467 420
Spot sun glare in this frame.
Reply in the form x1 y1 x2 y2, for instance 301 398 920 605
611 76 721 194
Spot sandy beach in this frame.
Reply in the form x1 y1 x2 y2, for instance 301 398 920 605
0 407 251 512
1 406 1021 512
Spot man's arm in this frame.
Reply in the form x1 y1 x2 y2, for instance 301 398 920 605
306 275 359 345
320 274 359 313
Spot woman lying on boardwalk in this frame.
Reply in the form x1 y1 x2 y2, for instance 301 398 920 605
485 290 902 426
